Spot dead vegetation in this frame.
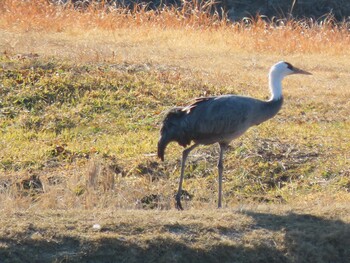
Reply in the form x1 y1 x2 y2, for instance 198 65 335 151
0 206 349 262
0 0 350 262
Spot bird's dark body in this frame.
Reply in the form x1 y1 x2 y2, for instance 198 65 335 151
158 95 283 161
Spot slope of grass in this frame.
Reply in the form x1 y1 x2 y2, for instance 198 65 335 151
1 55 348 210
0 1 350 262
0 205 349 263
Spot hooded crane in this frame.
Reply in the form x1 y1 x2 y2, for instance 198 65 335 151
158 61 311 210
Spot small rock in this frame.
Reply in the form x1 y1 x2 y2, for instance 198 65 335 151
92 224 101 231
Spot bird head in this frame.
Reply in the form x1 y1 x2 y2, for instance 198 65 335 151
270 61 312 79
268 61 311 101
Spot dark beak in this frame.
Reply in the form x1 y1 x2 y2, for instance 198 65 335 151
293 67 312 75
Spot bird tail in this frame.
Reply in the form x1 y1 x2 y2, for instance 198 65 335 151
157 107 189 161
157 135 169 162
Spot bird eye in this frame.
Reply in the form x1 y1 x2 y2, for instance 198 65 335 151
285 62 293 70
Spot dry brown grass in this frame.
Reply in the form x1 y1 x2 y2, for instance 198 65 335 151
0 1 350 261
0 204 349 262
1 0 350 59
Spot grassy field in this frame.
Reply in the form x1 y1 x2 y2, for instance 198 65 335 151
0 0 350 262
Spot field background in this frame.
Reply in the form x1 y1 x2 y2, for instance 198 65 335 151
0 0 349 262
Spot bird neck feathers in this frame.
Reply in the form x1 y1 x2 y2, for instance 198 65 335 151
269 72 284 101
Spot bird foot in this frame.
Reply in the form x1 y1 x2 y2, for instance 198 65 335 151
175 194 184 211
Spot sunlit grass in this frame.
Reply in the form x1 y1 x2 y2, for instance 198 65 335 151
0 2 349 261
0 0 349 212
0 56 349 211
1 0 350 58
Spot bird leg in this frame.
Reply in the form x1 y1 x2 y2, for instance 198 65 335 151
217 143 227 208
176 143 199 210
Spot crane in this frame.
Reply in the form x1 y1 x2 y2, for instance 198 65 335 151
158 61 311 210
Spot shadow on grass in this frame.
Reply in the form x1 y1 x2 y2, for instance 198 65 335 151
0 235 287 263
241 211 350 263
0 212 349 263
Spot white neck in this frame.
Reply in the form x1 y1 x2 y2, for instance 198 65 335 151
269 71 284 101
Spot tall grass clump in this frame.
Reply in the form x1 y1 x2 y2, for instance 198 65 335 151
0 0 349 54
0 0 227 31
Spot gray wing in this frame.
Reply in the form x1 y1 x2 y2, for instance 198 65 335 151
184 95 261 140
